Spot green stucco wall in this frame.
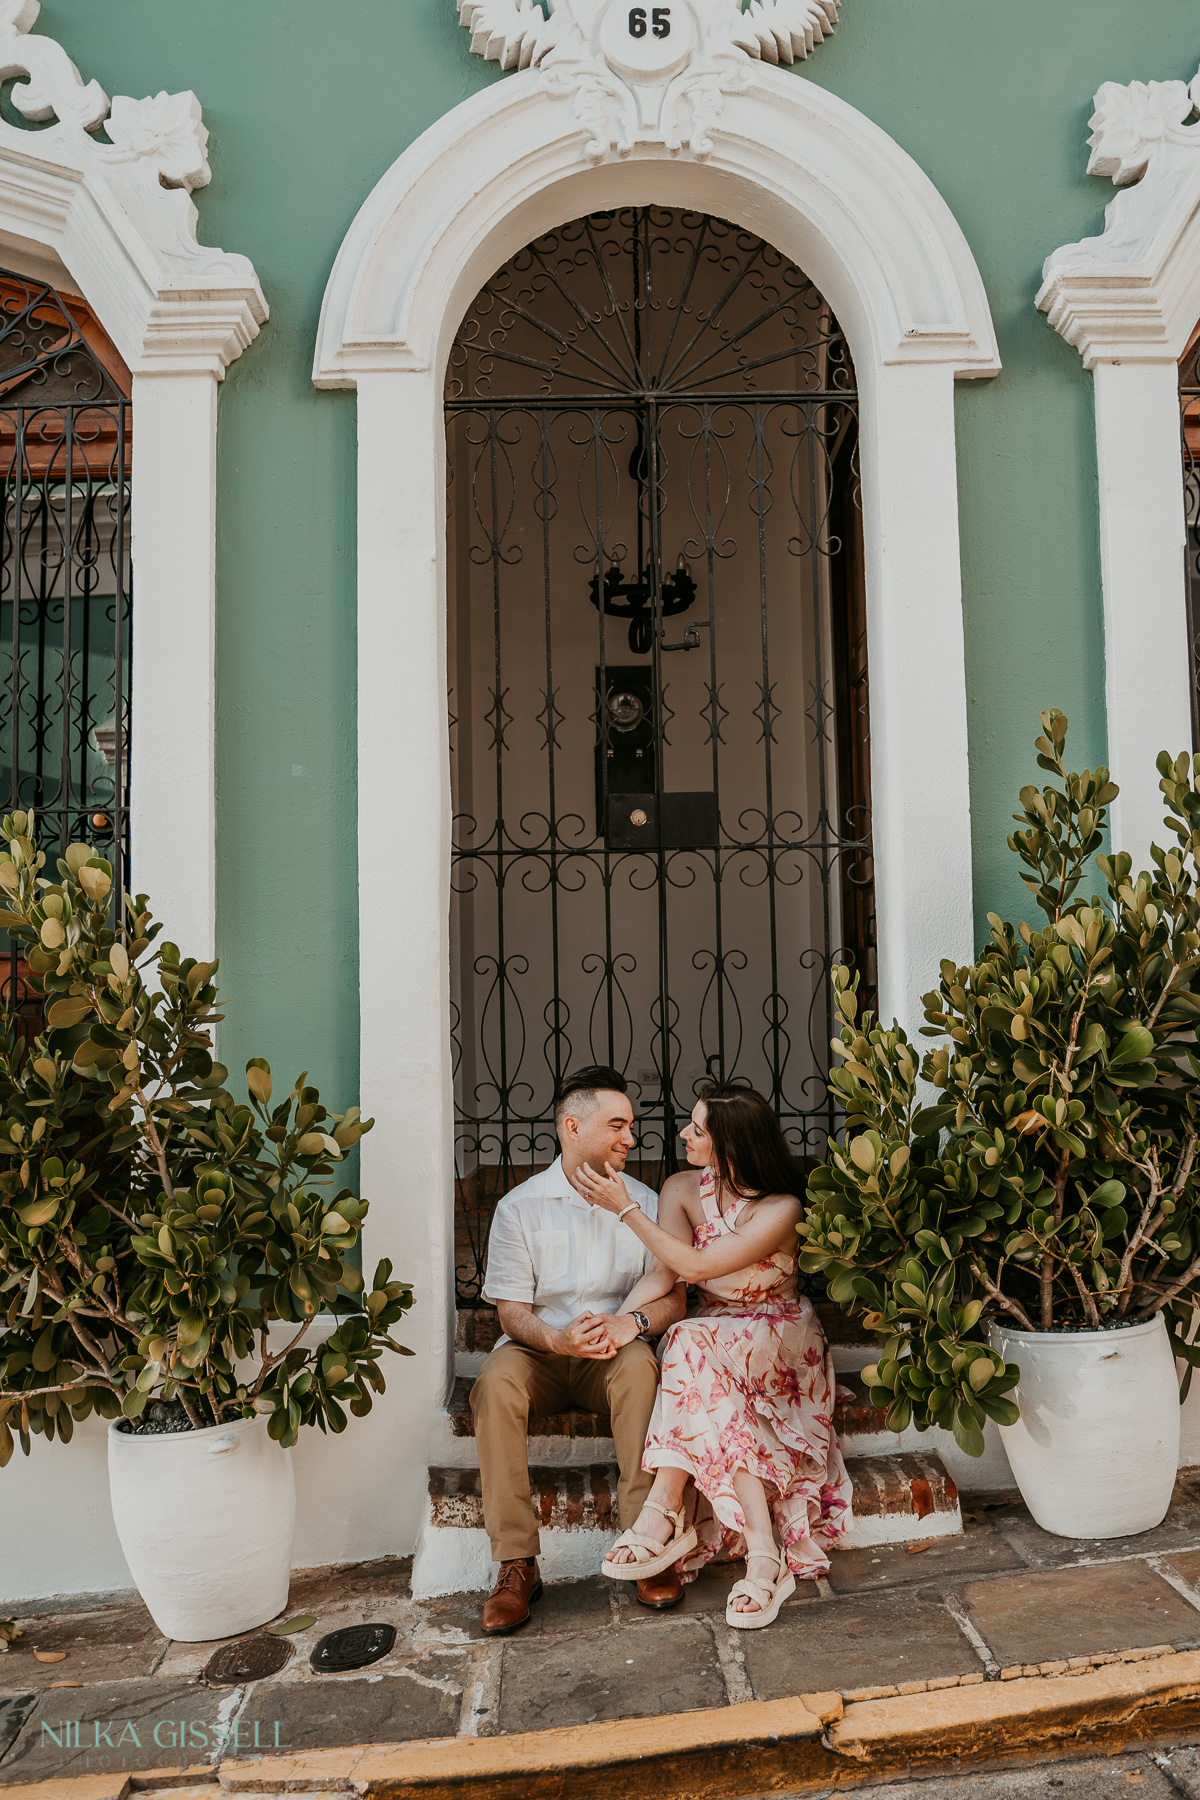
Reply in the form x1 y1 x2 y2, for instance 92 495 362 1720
33 0 1200 1092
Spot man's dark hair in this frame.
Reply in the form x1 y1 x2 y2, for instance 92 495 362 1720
554 1065 627 1129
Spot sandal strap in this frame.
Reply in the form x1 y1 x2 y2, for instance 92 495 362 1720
729 1577 775 1606
605 1530 664 1564
642 1500 683 1531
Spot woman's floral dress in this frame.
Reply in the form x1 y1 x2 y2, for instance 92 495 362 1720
643 1168 853 1581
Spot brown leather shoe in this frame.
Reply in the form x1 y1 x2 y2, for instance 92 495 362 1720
482 1559 543 1634
636 1563 684 1609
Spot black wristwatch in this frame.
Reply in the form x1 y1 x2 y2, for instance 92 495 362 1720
632 1309 650 1336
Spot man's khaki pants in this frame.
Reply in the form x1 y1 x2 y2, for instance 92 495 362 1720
469 1338 660 1562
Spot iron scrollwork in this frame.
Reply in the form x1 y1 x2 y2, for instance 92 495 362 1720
0 271 131 1021
446 208 875 1302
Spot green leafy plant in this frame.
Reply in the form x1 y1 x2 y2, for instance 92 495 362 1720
800 712 1200 1456
0 814 413 1466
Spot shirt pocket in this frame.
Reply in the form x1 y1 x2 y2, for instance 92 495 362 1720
613 1218 650 1285
531 1229 570 1296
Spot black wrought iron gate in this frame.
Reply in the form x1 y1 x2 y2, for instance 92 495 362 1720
0 273 131 1017
447 209 874 1300
1181 336 1200 747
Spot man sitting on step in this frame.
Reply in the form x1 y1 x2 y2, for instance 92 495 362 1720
471 1064 687 1633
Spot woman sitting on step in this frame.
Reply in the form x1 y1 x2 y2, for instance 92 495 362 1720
575 1084 852 1629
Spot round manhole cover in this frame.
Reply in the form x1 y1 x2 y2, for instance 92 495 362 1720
310 1623 396 1673
204 1635 294 1684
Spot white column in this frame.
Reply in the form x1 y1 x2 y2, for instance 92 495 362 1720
858 360 975 1034
1092 358 1192 867
129 371 218 960
354 370 456 1546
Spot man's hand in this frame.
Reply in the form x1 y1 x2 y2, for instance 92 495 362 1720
554 1311 615 1359
589 1312 641 1353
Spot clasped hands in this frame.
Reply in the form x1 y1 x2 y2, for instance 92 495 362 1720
555 1308 640 1359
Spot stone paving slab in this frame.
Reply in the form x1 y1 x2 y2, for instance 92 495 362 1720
0 1605 164 1690
0 1679 232 1783
610 1559 821 1624
826 1522 1024 1594
237 1662 467 1752
0 1691 35 1759
1160 1548 1200 1597
496 1616 726 1731
740 1588 982 1701
988 1478 1200 1569
422 1573 614 1642
960 1561 1200 1666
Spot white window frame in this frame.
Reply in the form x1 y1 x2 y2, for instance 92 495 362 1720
1039 66 1200 863
0 2 267 956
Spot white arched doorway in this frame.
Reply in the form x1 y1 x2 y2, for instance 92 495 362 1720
314 28 999 1548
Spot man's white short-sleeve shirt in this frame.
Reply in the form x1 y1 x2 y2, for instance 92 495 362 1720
482 1156 660 1335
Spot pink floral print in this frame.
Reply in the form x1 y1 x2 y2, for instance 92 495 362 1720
643 1171 853 1582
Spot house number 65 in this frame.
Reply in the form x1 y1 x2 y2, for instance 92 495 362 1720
628 6 672 36
600 0 691 78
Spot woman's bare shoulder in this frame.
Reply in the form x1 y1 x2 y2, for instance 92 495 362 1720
660 1168 703 1210
738 1190 804 1222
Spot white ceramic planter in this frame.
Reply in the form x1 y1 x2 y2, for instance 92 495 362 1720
108 1413 295 1640
989 1314 1179 1539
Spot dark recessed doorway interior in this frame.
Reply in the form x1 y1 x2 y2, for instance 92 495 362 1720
446 207 875 1301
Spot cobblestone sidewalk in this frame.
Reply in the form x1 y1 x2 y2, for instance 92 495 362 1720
9 1476 1200 1787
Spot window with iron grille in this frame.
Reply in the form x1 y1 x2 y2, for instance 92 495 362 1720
1182 334 1200 749
0 272 131 1021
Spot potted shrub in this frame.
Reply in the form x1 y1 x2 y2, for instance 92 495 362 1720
801 713 1200 1537
0 813 413 1638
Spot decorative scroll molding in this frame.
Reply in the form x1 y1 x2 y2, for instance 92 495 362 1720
459 0 839 158
1038 64 1200 366
0 0 265 373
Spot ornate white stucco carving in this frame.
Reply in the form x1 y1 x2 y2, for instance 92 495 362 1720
459 0 839 158
1038 63 1200 364
0 0 265 372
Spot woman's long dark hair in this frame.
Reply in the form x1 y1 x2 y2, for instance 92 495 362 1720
698 1084 804 1201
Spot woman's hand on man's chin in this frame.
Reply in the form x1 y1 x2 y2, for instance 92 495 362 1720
575 1160 632 1213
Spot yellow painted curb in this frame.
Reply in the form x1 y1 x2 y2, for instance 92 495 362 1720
9 1656 1200 1798
829 1648 1200 1771
218 1694 829 1795
0 1773 211 1800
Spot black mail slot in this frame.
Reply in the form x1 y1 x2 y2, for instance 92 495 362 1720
607 791 719 850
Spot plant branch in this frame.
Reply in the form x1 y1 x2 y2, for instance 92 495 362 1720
248 1315 314 1399
1067 1257 1100 1328
970 1257 1035 1331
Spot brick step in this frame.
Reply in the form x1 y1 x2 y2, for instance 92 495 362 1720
455 1300 878 1354
447 1370 887 1444
425 1451 961 1548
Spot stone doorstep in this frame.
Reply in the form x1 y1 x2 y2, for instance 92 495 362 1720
16 1651 1200 1800
445 1367 886 1444
427 1449 960 1535
413 1449 960 1594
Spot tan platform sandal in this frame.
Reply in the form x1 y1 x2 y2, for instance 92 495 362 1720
601 1500 697 1581
725 1546 795 1629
